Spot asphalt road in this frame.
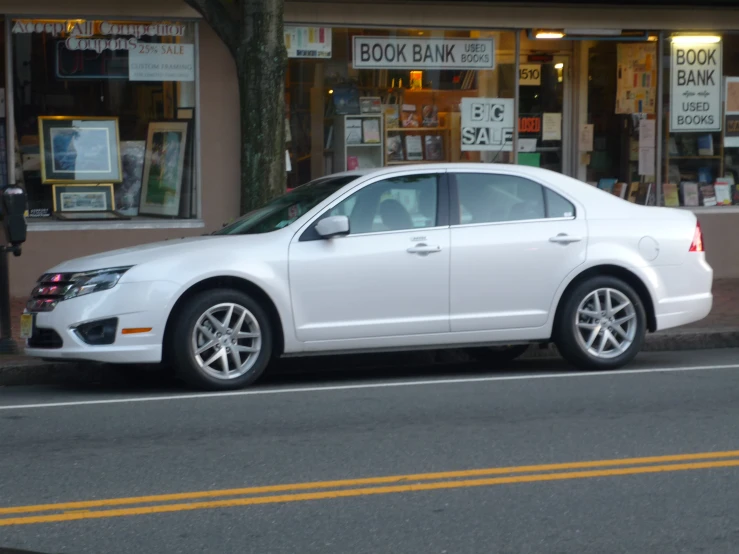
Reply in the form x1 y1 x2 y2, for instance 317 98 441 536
2 349 739 553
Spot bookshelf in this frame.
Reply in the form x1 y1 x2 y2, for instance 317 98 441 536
333 114 384 172
384 111 453 165
663 111 725 188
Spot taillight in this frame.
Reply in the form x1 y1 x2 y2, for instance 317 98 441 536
689 221 704 252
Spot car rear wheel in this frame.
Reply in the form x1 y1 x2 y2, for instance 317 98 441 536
554 276 646 370
467 344 529 365
170 289 272 390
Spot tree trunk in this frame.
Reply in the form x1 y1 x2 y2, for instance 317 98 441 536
236 0 286 215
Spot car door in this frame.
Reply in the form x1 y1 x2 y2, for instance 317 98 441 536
289 171 450 342
449 171 587 332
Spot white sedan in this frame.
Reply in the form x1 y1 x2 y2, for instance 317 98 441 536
23 164 712 390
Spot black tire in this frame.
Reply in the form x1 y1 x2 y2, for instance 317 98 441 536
554 275 646 371
467 344 529 365
169 288 273 391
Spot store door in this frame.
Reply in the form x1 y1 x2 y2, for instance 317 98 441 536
499 55 572 176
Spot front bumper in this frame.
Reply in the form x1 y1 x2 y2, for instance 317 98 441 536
24 280 179 364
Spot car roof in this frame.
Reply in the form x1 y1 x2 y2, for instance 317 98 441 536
329 163 563 181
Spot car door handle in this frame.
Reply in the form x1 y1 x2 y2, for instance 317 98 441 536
549 233 583 244
407 243 441 254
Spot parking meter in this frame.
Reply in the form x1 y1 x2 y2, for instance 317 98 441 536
1 185 27 256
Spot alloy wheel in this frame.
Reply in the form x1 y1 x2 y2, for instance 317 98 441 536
574 288 637 359
190 302 262 380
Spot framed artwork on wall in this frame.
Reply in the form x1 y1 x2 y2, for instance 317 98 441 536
38 116 122 184
139 120 190 217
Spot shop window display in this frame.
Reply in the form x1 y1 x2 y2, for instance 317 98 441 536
661 33 739 208
285 27 516 188
12 18 198 221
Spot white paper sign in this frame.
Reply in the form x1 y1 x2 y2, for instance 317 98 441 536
353 37 495 70
670 40 722 132
129 43 194 81
542 113 562 141
460 98 514 152
518 138 537 152
638 146 655 176
519 64 541 86
579 124 594 152
639 119 656 148
285 26 331 59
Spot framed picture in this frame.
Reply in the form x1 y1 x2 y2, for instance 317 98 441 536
139 120 190 217
116 141 146 217
38 117 122 184
52 184 114 213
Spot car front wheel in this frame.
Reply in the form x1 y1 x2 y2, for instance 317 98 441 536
554 276 646 371
170 289 273 390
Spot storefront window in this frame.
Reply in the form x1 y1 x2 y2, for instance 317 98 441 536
661 32 739 209
12 18 198 221
285 27 516 187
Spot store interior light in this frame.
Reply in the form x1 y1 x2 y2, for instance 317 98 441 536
535 31 565 39
554 62 564 69
328 89 334 94
671 35 721 44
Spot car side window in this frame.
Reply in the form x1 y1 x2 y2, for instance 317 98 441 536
328 174 438 234
454 173 546 224
544 188 576 218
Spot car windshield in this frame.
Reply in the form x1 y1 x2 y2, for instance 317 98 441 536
215 175 360 235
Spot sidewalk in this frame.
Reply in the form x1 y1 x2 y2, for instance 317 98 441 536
1 281 737 385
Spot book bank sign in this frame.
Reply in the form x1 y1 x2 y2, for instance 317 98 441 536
670 38 722 132
353 36 495 70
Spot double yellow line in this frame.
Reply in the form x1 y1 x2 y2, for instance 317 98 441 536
3 449 739 527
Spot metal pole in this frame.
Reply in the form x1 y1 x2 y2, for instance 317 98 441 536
0 18 18 354
513 30 520 164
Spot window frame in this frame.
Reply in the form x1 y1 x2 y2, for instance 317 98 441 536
7 15 203 231
298 170 450 242
449 171 577 227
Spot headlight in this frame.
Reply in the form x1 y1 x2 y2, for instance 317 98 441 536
64 266 133 300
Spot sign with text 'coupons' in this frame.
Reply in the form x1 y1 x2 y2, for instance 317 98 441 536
461 98 514 152
353 36 495 70
670 39 722 132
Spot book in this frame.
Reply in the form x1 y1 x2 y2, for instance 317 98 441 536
700 184 717 206
324 125 333 149
597 178 617 194
422 105 439 127
663 182 680 207
714 178 732 205
627 182 640 203
384 105 399 129
636 183 653 205
697 166 713 184
362 118 380 143
359 96 382 114
698 134 714 156
345 119 362 145
333 87 360 115
386 134 403 161
733 184 739 205
346 155 359 170
424 136 443 161
401 104 419 128
681 182 700 206
405 135 423 161
613 182 628 199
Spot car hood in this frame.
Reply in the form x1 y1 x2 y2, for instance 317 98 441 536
46 235 233 274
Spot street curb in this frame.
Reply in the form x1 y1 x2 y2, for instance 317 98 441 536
1 328 738 387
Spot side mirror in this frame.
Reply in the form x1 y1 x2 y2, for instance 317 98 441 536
315 215 350 239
